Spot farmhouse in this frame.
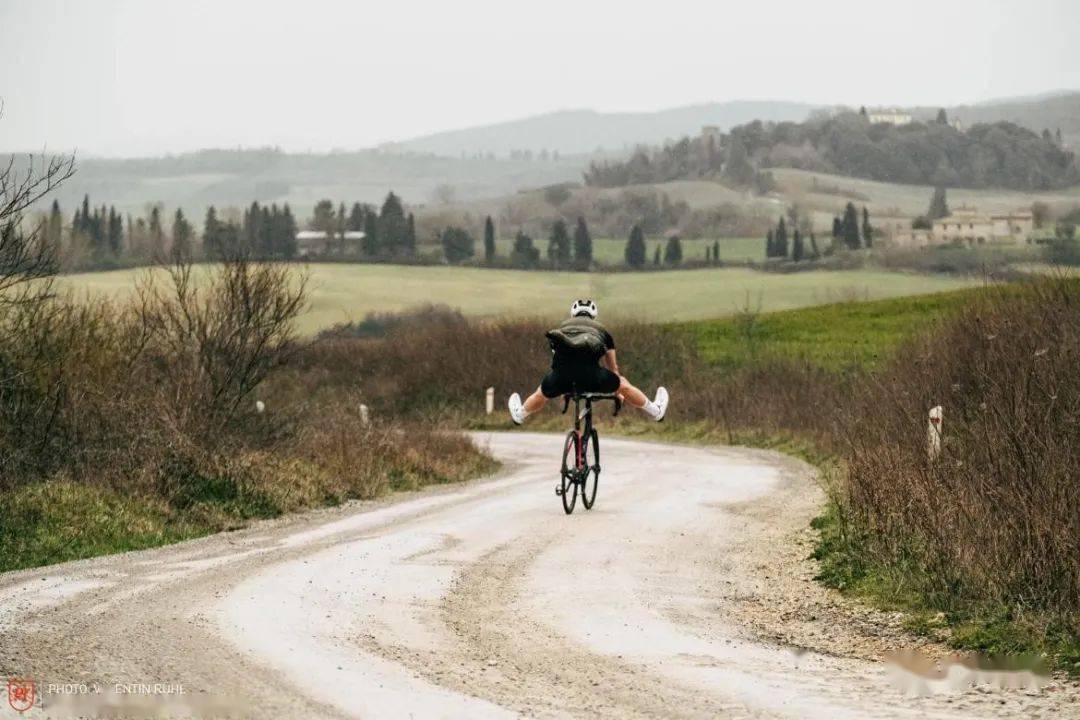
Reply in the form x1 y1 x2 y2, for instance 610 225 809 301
296 230 366 257
867 108 913 125
888 207 1034 247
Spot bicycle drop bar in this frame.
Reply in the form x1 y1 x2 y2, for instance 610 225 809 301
561 393 622 417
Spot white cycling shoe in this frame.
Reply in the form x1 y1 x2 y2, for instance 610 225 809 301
653 387 669 422
508 392 526 425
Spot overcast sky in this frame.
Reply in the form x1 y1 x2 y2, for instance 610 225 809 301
2 0 1078 156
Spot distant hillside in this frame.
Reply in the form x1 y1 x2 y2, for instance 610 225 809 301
387 101 818 158
18 148 583 220
914 91 1080 146
585 110 1079 192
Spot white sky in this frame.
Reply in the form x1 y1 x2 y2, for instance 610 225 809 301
1 0 1078 156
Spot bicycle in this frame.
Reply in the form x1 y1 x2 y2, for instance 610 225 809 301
556 392 621 514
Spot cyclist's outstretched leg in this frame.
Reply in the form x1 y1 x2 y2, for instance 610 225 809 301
617 376 669 422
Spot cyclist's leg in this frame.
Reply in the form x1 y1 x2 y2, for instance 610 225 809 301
523 386 547 414
616 375 649 408
510 370 565 423
617 375 668 421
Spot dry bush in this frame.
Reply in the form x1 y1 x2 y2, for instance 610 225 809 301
690 360 845 446
839 277 1079 629
287 396 497 500
133 257 308 444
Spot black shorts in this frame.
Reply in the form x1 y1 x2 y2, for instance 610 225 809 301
540 365 621 399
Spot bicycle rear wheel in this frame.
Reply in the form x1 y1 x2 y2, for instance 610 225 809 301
560 431 579 514
581 429 600 510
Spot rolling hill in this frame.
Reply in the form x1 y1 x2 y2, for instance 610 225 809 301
385 101 819 158
917 91 1080 146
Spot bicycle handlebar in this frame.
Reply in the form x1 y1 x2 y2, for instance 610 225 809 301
561 393 622 417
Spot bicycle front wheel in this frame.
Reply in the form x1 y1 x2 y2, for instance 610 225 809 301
581 429 600 509
560 431 579 514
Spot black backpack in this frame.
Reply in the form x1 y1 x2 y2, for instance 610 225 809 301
545 323 607 361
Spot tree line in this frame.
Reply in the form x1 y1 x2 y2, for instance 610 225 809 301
37 190 427 270
308 192 417 259
763 201 873 262
440 215 594 270
585 111 1078 192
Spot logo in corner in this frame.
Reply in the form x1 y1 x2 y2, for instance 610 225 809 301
7 678 36 713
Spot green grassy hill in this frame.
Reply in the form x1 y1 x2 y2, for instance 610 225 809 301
680 285 993 371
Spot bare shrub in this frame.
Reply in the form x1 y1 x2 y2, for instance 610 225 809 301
0 151 75 304
134 256 308 442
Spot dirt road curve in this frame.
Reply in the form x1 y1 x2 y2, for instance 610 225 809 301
0 433 1074 719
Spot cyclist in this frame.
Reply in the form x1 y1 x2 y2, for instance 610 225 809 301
508 299 669 424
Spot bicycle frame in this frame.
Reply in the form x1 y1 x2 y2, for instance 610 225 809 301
561 393 621 474
557 392 620 513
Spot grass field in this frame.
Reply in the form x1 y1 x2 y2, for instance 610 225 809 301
494 237 764 264
59 263 983 334
680 285 990 371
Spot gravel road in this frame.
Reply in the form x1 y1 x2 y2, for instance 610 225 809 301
0 432 1074 719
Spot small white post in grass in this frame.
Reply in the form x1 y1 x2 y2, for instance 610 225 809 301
928 405 943 460
255 400 265 414
359 403 370 426
485 387 495 415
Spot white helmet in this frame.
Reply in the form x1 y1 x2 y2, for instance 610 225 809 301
570 298 598 319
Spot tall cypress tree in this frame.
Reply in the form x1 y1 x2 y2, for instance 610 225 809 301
663 235 683 265
862 206 873 248
107 207 123 255
260 205 273 257
842 202 860 249
403 213 416 257
483 215 496 264
47 200 63 255
379 191 406 256
712 240 720 264
928 186 949 220
362 211 379 257
347 202 366 232
89 206 105 256
148 206 165 259
80 195 91 235
203 206 221 258
548 219 571 268
792 229 804 262
653 244 661 266
172 208 192 260
766 228 775 258
809 232 820 258
572 216 592 270
243 201 261 253
281 204 298 260
775 217 789 257
625 224 646 268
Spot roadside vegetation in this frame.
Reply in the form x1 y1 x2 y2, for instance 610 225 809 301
0 160 494 573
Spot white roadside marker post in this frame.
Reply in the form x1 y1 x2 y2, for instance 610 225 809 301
255 400 265 414
485 387 495 415
360 403 370 426
928 406 943 460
